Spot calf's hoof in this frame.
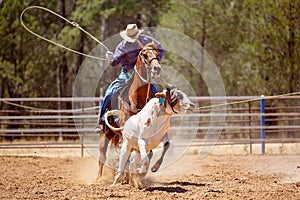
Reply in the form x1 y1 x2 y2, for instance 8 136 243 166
151 162 161 172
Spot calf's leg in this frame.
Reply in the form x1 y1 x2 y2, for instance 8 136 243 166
151 134 170 172
129 151 143 189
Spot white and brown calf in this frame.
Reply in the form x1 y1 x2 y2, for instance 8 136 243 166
105 88 195 187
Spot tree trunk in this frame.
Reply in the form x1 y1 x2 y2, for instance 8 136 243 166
199 17 206 97
57 0 67 140
287 0 296 93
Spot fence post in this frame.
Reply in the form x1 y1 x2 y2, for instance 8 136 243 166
260 95 265 154
58 100 62 141
81 102 84 158
248 101 252 154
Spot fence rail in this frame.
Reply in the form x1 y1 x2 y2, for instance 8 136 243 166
0 96 299 156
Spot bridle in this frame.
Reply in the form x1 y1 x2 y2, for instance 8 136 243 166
134 46 160 83
140 47 160 67
134 46 160 103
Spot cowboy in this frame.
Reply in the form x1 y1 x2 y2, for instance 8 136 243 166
95 24 165 132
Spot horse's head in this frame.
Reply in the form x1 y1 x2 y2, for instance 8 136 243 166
138 41 161 80
155 87 195 114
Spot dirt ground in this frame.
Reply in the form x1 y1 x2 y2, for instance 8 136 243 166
0 154 299 200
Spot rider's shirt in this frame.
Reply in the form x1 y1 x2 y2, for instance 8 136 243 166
111 34 165 72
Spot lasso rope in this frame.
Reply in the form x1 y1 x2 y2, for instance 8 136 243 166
20 6 110 60
2 100 98 113
196 91 300 110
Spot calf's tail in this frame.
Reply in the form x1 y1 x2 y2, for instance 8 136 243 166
104 110 125 132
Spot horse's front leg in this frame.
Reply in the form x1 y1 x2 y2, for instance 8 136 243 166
128 95 139 113
151 133 170 172
97 131 110 179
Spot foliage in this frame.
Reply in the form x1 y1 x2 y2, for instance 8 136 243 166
160 0 300 96
0 0 299 105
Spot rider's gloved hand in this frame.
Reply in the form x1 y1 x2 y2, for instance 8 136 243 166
106 51 114 65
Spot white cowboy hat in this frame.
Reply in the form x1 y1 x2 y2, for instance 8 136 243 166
120 24 144 43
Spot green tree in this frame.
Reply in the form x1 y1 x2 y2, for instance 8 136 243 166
0 0 170 101
159 0 300 96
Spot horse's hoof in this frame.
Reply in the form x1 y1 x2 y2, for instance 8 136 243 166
111 183 116 187
95 176 101 182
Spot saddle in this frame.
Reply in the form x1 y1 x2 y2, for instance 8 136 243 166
108 72 156 120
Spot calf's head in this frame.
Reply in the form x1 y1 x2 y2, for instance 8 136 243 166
155 87 195 114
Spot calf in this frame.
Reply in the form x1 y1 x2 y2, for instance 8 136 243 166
106 88 195 187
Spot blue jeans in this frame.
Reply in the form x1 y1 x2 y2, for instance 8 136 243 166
98 69 158 123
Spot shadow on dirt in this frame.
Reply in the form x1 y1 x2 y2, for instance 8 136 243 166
145 181 206 193
145 186 188 193
168 181 207 187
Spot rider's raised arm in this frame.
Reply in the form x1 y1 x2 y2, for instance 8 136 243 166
110 41 126 67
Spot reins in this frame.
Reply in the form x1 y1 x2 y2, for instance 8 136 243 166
134 47 159 83
134 44 160 103
137 51 152 103
134 65 149 83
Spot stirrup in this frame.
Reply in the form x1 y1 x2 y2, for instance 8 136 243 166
94 119 105 133
94 125 104 133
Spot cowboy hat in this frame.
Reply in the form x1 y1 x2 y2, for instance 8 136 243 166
120 24 144 43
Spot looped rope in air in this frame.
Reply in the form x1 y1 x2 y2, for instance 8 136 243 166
20 6 110 60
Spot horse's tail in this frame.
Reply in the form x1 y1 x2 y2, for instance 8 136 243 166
104 110 125 132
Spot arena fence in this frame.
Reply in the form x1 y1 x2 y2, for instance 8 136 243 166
0 96 299 156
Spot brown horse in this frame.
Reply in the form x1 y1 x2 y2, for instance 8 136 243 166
97 41 165 179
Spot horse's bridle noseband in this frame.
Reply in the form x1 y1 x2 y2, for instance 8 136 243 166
139 47 160 68
134 47 160 84
134 45 161 104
